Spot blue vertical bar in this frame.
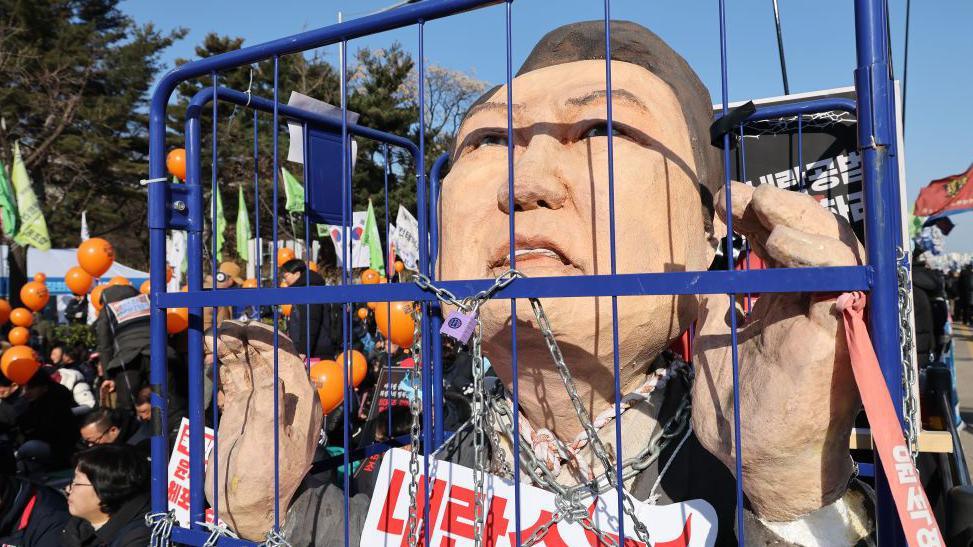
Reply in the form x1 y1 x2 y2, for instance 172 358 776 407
416 21 433 547
302 122 312 359
271 54 282 533
185 94 206 530
854 0 906 544
148 116 169 520
430 153 445 448
717 1 746 544
383 145 393 441
797 115 805 191
602 4 628 544
209 71 221 522
739 125 752 314
254 110 261 289
504 2 524 544
340 37 352 547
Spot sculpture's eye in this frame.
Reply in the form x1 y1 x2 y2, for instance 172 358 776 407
584 122 624 139
473 133 509 148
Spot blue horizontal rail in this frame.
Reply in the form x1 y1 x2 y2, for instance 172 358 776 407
187 87 419 159
713 97 857 124
155 266 872 309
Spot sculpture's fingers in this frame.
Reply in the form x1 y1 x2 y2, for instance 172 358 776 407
765 225 860 269
750 184 864 264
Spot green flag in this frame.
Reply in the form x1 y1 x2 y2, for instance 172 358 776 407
360 199 385 276
281 167 304 213
10 142 50 250
236 186 251 262
0 158 17 237
210 188 226 261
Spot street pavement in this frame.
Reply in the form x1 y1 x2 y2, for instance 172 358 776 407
953 323 973 472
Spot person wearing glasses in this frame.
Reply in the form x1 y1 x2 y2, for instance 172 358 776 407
61 444 150 547
78 409 150 457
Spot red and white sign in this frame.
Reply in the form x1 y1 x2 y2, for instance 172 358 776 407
167 418 216 528
362 448 717 547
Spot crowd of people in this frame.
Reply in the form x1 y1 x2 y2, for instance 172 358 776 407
0 246 481 546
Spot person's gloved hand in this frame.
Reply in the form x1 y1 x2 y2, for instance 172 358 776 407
693 181 865 521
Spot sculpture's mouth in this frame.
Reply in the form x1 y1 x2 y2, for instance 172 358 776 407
489 235 583 277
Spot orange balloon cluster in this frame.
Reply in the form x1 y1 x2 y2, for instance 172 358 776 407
360 269 380 285
309 360 343 414
7 326 29 346
20 281 49 312
78 238 115 278
10 308 32 328
90 285 107 311
1 345 39 385
373 301 415 347
167 148 187 181
277 247 296 266
0 300 11 325
336 350 368 387
65 267 93 296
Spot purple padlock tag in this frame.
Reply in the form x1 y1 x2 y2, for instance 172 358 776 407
440 309 477 345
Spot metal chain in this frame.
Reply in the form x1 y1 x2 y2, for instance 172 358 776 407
261 529 291 547
527 297 651 544
471 319 487 547
897 246 920 460
145 511 175 547
406 302 423 547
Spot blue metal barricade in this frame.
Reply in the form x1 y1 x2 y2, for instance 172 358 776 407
146 0 909 544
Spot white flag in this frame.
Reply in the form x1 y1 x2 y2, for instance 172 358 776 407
80 211 90 242
167 230 187 291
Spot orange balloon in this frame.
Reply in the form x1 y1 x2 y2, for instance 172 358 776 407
20 281 49 312
0 299 11 325
90 285 107 312
281 304 292 317
336 349 368 387
65 267 94 296
7 327 29 346
309 360 344 414
394 261 405 273
167 148 187 180
9 308 33 328
77 238 115 277
373 301 415 347
1 345 39 384
33 273 46 283
166 265 174 283
277 247 296 266
366 301 377 310
242 278 258 288
108 276 130 287
308 261 319 272
360 269 380 285
357 308 368 321
166 307 189 334
139 280 151 295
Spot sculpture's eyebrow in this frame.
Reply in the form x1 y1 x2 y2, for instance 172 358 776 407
462 101 525 121
565 89 649 113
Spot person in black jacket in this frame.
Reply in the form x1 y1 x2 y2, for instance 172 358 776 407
0 474 70 547
61 445 151 547
0 370 80 474
280 259 338 360
913 253 947 365
94 285 151 410
959 264 973 325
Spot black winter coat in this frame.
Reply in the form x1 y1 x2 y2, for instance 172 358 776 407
60 494 151 547
0 477 70 547
287 270 337 359
913 264 945 362
0 380 80 469
95 285 150 373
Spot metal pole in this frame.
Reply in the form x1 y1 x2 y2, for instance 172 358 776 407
771 0 790 95
854 0 907 544
902 0 912 132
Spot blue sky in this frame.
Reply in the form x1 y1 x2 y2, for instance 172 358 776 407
122 0 973 252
